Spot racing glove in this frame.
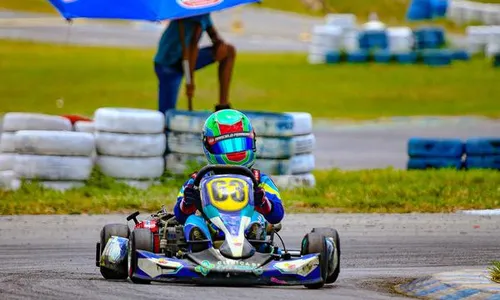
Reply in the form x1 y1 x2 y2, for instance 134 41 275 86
254 187 272 215
180 184 199 215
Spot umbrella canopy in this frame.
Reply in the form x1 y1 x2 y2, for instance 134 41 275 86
47 0 261 22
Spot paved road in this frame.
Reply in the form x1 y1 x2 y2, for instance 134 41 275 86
0 8 319 52
0 7 466 51
0 213 499 299
313 117 500 169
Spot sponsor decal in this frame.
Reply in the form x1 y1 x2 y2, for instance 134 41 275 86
215 260 264 275
274 257 319 277
154 258 183 274
195 260 215 276
176 0 223 9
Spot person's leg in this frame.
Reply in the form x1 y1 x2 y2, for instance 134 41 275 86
183 215 212 252
217 44 236 109
195 46 236 111
154 63 183 115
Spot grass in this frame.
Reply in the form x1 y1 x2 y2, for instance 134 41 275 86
489 261 500 284
1 39 499 120
1 167 499 215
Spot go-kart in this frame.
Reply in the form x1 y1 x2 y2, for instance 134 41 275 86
95 165 341 288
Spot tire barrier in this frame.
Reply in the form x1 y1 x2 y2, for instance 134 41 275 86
407 138 464 170
407 137 500 170
307 12 500 66
1 109 318 191
164 110 317 188
464 138 500 170
0 113 75 190
94 108 166 189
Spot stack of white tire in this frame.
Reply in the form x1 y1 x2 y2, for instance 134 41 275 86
447 0 500 26
0 113 95 191
94 108 166 189
465 25 500 56
164 110 316 189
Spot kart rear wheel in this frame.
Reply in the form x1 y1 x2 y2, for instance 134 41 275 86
300 232 328 289
311 227 340 284
129 228 154 284
99 224 130 280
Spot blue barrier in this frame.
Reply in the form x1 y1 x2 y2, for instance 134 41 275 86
358 30 389 50
407 157 463 170
408 138 464 158
494 53 500 67
406 0 448 21
465 156 500 170
422 49 452 66
465 138 500 156
406 0 432 20
373 50 393 63
430 0 448 18
414 27 446 49
347 50 369 63
326 51 342 64
451 49 470 61
395 52 418 64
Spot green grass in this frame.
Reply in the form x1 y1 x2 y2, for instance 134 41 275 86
1 39 499 120
489 261 500 283
1 168 499 215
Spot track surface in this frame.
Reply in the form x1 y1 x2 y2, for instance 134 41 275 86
1 213 499 299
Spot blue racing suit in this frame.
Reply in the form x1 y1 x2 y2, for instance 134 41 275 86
173 169 285 244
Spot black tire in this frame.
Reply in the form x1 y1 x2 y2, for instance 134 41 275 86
128 229 154 284
311 227 341 284
99 224 130 280
300 232 328 289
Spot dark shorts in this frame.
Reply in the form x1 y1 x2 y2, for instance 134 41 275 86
155 46 215 114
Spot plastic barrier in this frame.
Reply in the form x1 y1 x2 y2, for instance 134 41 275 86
465 156 500 170
465 138 500 156
407 157 463 170
94 108 165 189
421 49 453 66
408 138 464 158
164 110 316 181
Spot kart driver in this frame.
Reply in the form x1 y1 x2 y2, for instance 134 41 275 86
173 109 285 252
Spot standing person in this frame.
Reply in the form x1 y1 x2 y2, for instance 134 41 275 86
154 13 236 114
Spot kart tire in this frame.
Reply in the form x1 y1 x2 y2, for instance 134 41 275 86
129 228 154 284
300 232 329 289
311 227 341 284
99 224 130 280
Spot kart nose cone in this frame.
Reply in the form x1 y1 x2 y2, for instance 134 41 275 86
220 239 255 259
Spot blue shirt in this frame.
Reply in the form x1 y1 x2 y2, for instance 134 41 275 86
154 14 213 67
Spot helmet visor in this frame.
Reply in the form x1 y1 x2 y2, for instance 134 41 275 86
207 133 254 155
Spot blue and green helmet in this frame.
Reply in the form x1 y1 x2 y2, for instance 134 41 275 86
202 109 256 168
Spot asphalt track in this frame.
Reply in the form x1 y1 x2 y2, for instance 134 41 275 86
1 213 499 300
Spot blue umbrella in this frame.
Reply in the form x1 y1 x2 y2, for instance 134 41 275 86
47 0 261 22
47 0 261 110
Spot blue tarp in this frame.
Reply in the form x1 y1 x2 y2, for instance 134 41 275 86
47 0 260 21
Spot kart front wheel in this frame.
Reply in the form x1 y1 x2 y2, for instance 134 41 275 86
300 232 329 289
128 228 154 284
311 227 341 284
99 224 130 280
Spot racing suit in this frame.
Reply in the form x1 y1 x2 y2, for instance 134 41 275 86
173 169 284 247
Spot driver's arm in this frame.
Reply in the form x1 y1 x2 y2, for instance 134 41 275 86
173 177 197 224
257 175 285 224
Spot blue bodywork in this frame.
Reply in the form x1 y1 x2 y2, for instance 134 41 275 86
133 249 323 286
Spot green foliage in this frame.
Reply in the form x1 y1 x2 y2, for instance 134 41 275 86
1 40 499 120
1 167 499 215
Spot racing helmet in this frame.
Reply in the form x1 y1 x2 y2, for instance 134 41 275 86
202 109 256 168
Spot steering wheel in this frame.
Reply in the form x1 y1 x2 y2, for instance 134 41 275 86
191 164 259 212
